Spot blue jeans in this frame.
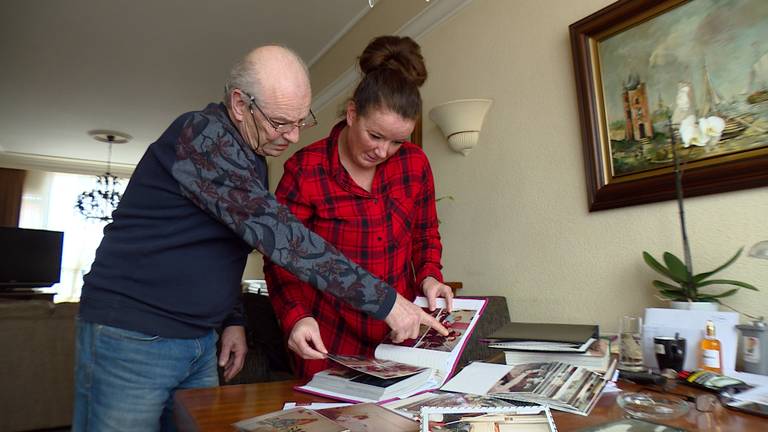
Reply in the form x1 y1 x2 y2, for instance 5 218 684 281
73 318 219 432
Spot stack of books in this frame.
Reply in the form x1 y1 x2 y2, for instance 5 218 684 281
483 322 611 372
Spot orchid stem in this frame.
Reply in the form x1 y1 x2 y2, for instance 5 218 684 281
669 118 694 295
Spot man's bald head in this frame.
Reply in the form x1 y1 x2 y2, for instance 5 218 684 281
224 45 313 156
224 45 311 108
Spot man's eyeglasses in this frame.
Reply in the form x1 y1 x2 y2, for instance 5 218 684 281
240 89 317 134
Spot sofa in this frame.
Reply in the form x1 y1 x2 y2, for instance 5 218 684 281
0 300 78 432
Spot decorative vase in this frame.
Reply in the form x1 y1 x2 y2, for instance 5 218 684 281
669 301 719 311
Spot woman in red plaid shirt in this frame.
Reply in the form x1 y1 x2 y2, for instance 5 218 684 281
265 35 454 378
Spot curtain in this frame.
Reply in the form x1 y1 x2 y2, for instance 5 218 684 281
0 168 26 226
19 171 127 302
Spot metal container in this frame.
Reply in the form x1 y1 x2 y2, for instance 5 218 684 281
736 319 768 376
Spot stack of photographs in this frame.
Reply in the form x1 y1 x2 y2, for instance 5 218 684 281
442 361 611 416
490 362 606 415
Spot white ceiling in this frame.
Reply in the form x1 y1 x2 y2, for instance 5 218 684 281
0 0 370 166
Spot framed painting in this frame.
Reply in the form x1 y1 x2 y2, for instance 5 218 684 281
570 0 768 211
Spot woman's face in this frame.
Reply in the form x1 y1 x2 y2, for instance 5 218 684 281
344 102 416 170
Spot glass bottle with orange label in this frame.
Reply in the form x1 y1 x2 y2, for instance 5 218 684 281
699 320 723 373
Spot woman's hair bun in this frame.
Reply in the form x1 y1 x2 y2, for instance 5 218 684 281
358 35 427 87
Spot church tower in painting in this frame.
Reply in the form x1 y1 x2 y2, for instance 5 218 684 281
622 73 653 142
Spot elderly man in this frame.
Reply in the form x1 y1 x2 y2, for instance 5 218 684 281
73 45 447 432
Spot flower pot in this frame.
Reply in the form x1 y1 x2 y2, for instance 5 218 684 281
669 301 719 311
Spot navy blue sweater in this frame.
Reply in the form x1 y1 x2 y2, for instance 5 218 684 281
80 103 396 338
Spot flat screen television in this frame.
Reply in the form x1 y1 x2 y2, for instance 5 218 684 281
0 227 64 288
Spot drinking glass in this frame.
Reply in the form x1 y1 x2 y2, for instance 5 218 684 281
619 316 646 371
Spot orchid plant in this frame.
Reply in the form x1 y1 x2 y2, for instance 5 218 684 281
643 114 758 303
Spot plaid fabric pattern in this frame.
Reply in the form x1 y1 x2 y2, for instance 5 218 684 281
265 121 444 378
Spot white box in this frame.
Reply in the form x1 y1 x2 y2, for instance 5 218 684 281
642 308 738 375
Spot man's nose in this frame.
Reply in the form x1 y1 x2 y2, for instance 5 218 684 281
284 127 301 144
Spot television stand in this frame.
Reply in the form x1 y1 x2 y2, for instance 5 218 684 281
0 287 56 302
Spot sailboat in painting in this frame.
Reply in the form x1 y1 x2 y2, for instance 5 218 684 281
700 62 753 141
746 51 768 105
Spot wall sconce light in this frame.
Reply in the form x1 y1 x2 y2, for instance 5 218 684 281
428 98 492 156
749 240 768 260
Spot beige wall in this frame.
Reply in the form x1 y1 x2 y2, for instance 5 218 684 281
270 0 768 333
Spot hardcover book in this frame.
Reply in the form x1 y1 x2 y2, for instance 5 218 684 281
484 322 598 352
441 360 614 416
502 339 611 372
233 407 348 432
316 403 420 432
297 297 487 403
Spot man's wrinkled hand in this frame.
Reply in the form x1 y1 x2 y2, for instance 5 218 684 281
384 293 449 343
219 326 247 382
287 317 328 360
421 276 454 312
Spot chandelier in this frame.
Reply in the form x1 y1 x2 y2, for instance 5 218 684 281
75 130 131 222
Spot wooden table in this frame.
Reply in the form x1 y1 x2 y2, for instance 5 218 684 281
174 379 765 431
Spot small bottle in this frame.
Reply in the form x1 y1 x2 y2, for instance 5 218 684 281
699 320 723 373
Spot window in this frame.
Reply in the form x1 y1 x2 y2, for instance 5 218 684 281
20 171 127 302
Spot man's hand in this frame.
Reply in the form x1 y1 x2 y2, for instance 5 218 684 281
288 317 328 360
384 293 449 343
219 326 247 382
421 276 454 312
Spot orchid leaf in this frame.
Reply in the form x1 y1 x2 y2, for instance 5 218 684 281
652 280 683 291
692 248 743 283
643 252 680 282
662 252 690 283
657 289 686 301
700 289 740 299
697 279 758 291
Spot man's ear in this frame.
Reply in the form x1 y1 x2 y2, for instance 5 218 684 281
345 100 357 126
229 90 248 123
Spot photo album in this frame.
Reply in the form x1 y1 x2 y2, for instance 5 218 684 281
441 360 613 416
296 297 487 403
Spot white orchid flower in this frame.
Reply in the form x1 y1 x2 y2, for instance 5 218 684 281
699 116 725 146
680 115 709 147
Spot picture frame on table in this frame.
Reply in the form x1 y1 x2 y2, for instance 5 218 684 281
569 0 768 211
420 406 556 432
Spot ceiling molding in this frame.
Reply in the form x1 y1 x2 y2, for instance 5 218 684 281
307 4 372 67
0 151 135 178
312 0 474 113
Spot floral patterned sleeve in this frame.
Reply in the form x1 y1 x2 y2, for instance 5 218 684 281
169 109 396 320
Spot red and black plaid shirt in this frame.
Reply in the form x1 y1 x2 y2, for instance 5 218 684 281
265 120 443 379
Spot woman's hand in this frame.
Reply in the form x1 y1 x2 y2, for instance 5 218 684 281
421 276 454 312
287 317 328 359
